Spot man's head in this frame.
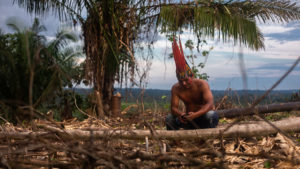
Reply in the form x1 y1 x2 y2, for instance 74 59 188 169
172 36 194 82
178 76 193 88
175 63 194 81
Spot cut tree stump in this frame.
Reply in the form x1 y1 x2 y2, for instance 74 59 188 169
1 117 300 140
216 101 300 118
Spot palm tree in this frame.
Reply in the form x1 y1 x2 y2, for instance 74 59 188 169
11 0 300 117
0 17 81 122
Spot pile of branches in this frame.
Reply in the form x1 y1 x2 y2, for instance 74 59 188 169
0 116 300 169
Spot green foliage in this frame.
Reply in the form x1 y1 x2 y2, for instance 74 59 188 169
263 160 271 168
41 90 90 121
166 35 212 80
161 95 170 110
0 18 84 123
121 102 139 117
265 112 290 121
167 33 212 80
219 119 228 124
189 38 212 80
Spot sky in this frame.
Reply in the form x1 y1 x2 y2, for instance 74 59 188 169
1 0 300 91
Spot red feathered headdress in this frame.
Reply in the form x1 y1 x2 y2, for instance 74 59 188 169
172 36 194 80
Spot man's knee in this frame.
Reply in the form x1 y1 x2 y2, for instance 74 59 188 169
205 110 218 118
205 111 219 128
165 114 179 130
165 114 174 123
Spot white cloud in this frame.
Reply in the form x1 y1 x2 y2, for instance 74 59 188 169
136 59 177 89
290 70 300 76
0 0 60 36
149 59 175 78
201 54 266 79
201 36 300 61
45 36 56 41
248 69 283 78
259 37 300 59
258 24 295 34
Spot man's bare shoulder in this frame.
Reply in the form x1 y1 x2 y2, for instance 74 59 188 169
193 78 209 87
171 82 180 91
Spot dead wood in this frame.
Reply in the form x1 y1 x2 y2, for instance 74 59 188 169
216 101 300 118
8 159 76 168
1 117 300 140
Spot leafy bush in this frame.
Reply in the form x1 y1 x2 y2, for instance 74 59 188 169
0 18 84 123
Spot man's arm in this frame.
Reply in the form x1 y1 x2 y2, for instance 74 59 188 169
186 80 214 120
171 86 187 123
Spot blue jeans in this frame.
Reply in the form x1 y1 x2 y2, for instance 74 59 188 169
165 111 219 130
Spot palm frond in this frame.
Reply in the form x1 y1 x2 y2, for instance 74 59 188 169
6 17 26 33
231 0 300 22
31 18 47 34
158 0 300 50
159 4 264 50
47 29 78 56
13 0 85 22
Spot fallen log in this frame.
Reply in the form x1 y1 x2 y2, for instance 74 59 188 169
216 101 300 118
1 117 300 140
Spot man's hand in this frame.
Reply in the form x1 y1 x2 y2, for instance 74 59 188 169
184 112 198 121
178 113 187 123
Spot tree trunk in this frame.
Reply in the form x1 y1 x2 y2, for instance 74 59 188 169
2 117 300 141
102 70 115 116
95 91 105 118
28 69 34 119
82 2 120 118
61 96 72 120
216 101 300 118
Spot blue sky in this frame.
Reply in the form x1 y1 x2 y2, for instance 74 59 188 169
1 0 300 90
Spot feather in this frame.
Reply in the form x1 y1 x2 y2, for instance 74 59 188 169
172 36 194 80
172 36 186 72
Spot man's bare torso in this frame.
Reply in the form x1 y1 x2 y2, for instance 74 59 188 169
173 79 209 113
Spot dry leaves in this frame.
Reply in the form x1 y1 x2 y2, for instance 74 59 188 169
0 115 300 168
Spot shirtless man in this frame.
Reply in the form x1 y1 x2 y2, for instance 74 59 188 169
165 77 219 130
165 37 219 130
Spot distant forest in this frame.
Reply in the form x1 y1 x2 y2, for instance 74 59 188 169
73 88 299 106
